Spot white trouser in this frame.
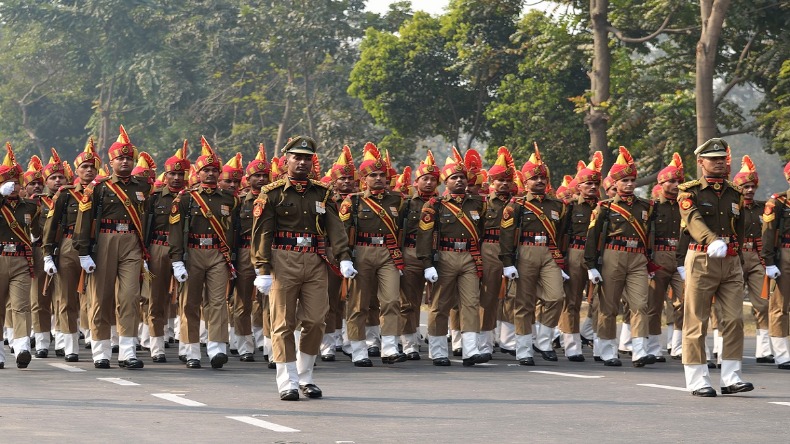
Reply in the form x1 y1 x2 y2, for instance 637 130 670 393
276 362 299 392
563 333 582 357
428 335 447 359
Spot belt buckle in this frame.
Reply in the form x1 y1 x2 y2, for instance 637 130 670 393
3 244 16 253
296 236 312 247
626 240 638 249
744 242 753 250
534 235 547 244
371 236 384 245
199 238 214 247
453 241 467 250
116 223 129 232
667 239 678 247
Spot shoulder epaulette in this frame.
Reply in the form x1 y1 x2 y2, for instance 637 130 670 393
261 178 286 194
678 179 700 191
310 179 330 189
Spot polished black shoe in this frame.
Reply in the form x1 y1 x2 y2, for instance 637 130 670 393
593 356 603 362
462 354 487 367
267 361 276 369
35 349 48 359
168 337 175 344
671 354 682 360
55 348 65 357
707 360 717 369
519 357 535 366
756 355 775 364
178 354 187 363
552 337 562 349
353 358 373 367
300 384 323 399
406 352 421 360
632 356 653 367
210 353 228 369
479 353 493 362
0 362 4 369
164 341 171 349
382 353 407 364
229 348 239 356
721 381 754 395
567 354 585 362
118 358 144 369
186 359 201 369
30 337 35 349
654 356 667 363
499 347 516 356
135 344 142 351
111 345 119 354
692 386 717 397
778 362 790 370
432 357 451 366
94 359 111 369
16 350 32 369
239 353 255 362
152 354 167 363
280 389 299 401
65 354 79 362
367 346 381 357
645 354 657 364
258 345 264 352
320 354 336 362
538 349 558 362
85 342 91 350
604 358 622 367
581 335 593 348
452 348 462 357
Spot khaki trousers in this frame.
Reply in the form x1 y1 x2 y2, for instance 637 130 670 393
347 245 400 340
770 247 790 337
427 250 480 336
648 250 685 334
399 246 425 336
270 249 328 362
513 245 564 334
232 248 256 336
682 251 744 364
88 232 142 340
181 248 229 344
598 250 648 339
0 256 32 340
560 248 586 334
146 243 172 337
480 242 503 331
31 246 53 334
742 250 768 330
55 238 81 334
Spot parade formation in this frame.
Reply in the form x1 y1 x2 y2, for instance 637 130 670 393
3 127 790 403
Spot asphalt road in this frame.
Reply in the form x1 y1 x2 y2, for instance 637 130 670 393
2 329 789 444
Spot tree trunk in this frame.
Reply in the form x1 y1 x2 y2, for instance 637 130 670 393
18 102 48 159
98 75 116 161
695 0 731 176
303 72 317 141
275 67 295 155
587 0 613 171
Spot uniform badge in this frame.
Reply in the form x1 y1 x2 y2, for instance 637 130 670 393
171 203 179 214
641 210 648 221
315 201 326 214
24 214 31 225
389 206 398 217
680 199 692 210
469 210 480 221
731 203 739 215
253 205 263 217
221 205 230 216
550 210 559 220
136 191 145 201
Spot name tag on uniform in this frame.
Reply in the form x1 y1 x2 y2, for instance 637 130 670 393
136 192 145 201
221 205 230 216
469 210 480 220
642 211 648 221
315 201 326 214
575 213 584 217
389 206 398 217
732 203 739 215
3 244 17 253
550 210 559 220
24 214 31 225
700 202 713 207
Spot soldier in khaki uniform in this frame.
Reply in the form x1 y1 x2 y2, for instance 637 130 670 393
0 143 38 369
398 151 439 360
761 160 790 370
339 143 406 366
251 156 278 363
169 137 239 369
647 154 687 362
74 126 150 370
217 153 243 354
251 136 355 401
416 151 488 367
585 147 655 367
500 147 568 365
22 156 50 358
679 138 753 396
732 156 774 363
559 152 602 361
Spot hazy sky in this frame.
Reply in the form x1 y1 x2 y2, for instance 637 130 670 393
366 0 449 15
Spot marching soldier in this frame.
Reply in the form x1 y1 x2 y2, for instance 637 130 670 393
0 143 38 369
217 153 243 353
169 137 239 369
251 136 355 401
584 146 656 367
680 138 753 396
559 152 603 362
500 146 568 365
339 142 407 366
416 150 488 367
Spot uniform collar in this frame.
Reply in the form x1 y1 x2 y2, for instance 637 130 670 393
526 192 545 202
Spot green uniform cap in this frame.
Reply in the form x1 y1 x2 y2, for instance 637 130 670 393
694 138 729 158
282 136 317 155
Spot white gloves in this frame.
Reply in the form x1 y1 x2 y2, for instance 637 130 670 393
588 268 602 284
172 261 188 283
677 266 686 281
767 265 781 280
503 266 519 280
707 239 728 258
43 256 57 276
424 267 439 283
79 255 96 273
255 275 272 294
340 260 358 279
561 270 570 281
0 181 15 196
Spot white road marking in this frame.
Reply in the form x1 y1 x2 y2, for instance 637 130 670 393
97 377 139 386
637 383 687 392
529 370 604 379
48 363 86 372
151 393 206 406
450 360 498 367
769 402 790 407
226 416 299 432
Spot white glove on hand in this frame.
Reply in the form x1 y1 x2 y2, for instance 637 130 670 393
587 268 602 284
767 265 781 280
255 275 272 294
79 255 96 274
340 260 358 279
424 267 439 283
677 266 686 281
707 239 728 258
171 261 188 283
0 181 15 196
502 265 519 280
43 255 57 276
561 270 570 281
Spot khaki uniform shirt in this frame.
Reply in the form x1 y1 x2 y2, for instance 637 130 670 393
338 190 406 243
0 196 40 245
42 184 84 256
416 194 486 268
500 192 567 267
168 186 239 261
584 194 653 269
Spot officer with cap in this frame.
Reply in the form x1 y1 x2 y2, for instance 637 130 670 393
679 138 753 396
252 136 355 401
